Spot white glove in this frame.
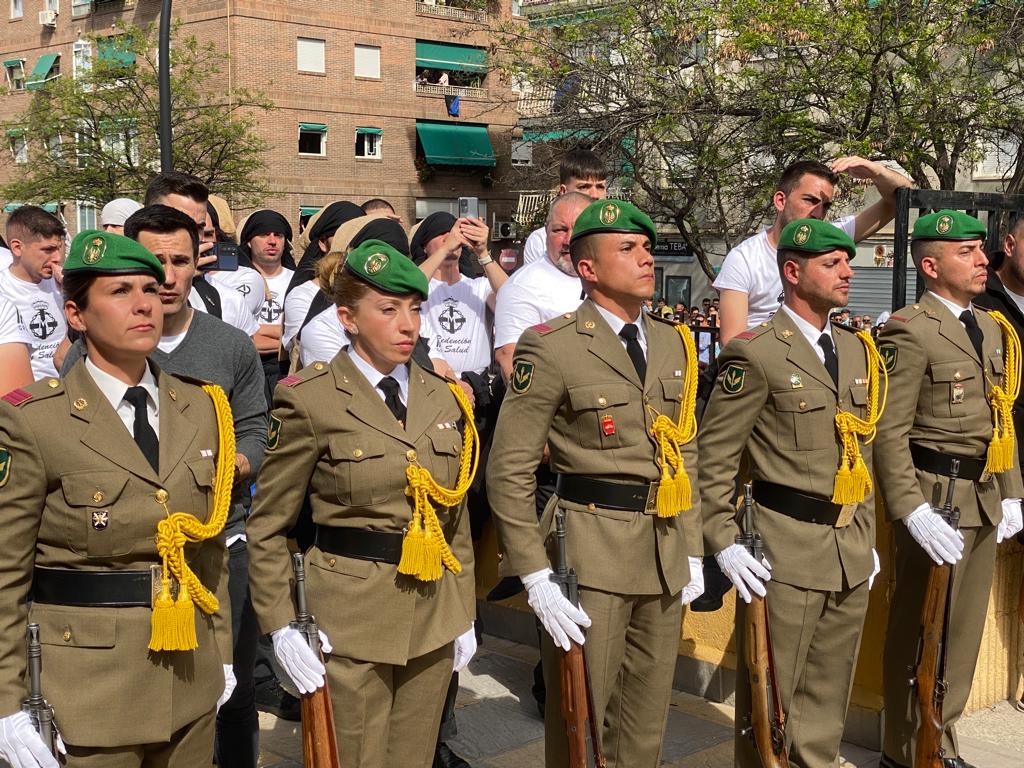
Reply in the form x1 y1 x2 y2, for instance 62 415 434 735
715 543 772 604
904 504 964 565
522 568 591 652
998 498 1024 543
452 624 477 672
868 548 880 590
0 711 62 768
680 556 705 605
218 664 237 711
271 625 334 695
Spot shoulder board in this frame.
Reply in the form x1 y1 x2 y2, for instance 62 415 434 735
889 303 927 323
647 311 680 327
2 376 67 407
419 364 452 382
2 388 33 406
733 322 772 342
529 313 575 335
169 372 213 388
280 361 331 388
530 322 553 334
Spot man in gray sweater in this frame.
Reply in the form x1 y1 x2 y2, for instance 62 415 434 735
62 205 267 768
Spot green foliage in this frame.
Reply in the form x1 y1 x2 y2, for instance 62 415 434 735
1 22 272 209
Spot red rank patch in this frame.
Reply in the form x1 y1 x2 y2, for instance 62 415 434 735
531 323 552 334
890 314 908 322
734 330 757 340
600 414 616 436
2 389 32 406
278 375 302 388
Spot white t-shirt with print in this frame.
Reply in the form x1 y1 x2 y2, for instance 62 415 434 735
258 269 294 329
188 284 259 336
0 294 34 347
712 215 857 327
424 276 493 375
0 269 66 380
207 265 266 320
493 256 583 349
282 280 320 351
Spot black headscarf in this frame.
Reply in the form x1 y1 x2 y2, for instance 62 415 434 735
289 201 365 294
410 211 476 277
239 209 294 270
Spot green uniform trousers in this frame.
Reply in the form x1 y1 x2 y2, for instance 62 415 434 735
63 708 216 768
882 524 996 763
541 587 681 768
735 579 869 768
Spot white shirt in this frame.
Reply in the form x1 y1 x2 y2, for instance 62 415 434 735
424 276 493 375
0 269 67 380
522 226 546 266
282 281 321 351
347 345 409 406
0 247 12 271
0 294 33 347
780 303 833 364
592 302 647 357
258 268 294 329
207 266 267 320
188 284 259 337
493 256 583 348
299 307 348 368
713 215 857 327
84 357 160 439
927 291 973 321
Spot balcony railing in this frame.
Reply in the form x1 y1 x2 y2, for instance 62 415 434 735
414 0 488 22
415 82 488 100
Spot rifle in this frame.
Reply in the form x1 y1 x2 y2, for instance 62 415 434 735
20 623 59 757
737 484 790 768
552 510 606 768
913 460 960 768
290 552 341 768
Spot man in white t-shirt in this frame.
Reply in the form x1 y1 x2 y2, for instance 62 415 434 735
0 205 68 380
522 149 609 267
241 211 294 358
715 156 911 345
494 192 592 382
0 293 35 394
200 205 267 324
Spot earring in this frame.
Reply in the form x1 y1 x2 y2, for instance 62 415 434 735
346 327 357 336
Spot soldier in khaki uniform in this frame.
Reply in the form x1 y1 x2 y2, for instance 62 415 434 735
874 211 1024 768
0 231 235 768
487 200 705 767
700 219 885 768
246 240 479 768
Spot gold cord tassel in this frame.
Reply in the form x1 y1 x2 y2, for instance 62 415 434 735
983 311 1021 474
649 325 699 517
150 384 236 652
831 331 887 504
398 382 480 581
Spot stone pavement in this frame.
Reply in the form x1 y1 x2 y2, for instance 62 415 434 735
257 636 1024 768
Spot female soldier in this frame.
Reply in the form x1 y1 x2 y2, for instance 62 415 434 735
0 230 235 768
247 240 479 768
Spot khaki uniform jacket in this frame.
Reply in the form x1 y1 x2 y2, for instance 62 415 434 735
699 310 876 592
874 293 1024 527
486 299 702 597
246 354 475 667
0 361 230 747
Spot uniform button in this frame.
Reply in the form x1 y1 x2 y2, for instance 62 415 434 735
328 558 337 567
597 396 607 407
62 628 71 643
47 379 58 389
168 388 177 401
154 489 169 503
643 395 650 404
953 371 961 381
406 449 417 461
314 362 325 371
92 491 104 503
799 401 807 410
73 398 87 411
587 503 596 512
352 448 364 458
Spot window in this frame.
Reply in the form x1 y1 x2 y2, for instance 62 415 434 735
46 133 61 160
97 36 136 71
45 0 58 10
297 38 325 74
298 123 327 156
4 59 25 91
974 136 1019 180
76 201 96 231
72 40 92 79
7 131 27 164
10 0 22 19
100 120 139 164
71 0 89 16
355 127 381 159
511 138 533 166
354 44 380 79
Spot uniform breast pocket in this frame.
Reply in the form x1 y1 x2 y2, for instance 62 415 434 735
328 435 389 507
426 429 463 487
988 353 1004 381
846 384 869 418
929 361 977 418
59 471 131 558
771 390 832 451
567 383 635 449
186 458 216 516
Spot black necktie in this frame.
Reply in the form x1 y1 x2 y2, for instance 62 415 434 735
378 376 407 426
619 323 647 381
959 310 984 360
124 386 159 472
817 333 839 387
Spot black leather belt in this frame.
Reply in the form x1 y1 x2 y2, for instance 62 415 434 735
910 443 987 481
32 567 154 607
316 526 404 564
555 474 656 513
752 480 852 527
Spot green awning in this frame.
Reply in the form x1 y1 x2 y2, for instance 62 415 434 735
523 128 595 143
299 123 328 132
25 53 59 91
3 59 23 68
3 203 59 213
98 37 136 68
415 41 487 73
356 127 383 136
299 206 321 216
416 121 495 167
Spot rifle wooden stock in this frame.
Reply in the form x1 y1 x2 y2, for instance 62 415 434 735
301 657 341 768
559 641 606 768
745 596 790 768
914 561 953 768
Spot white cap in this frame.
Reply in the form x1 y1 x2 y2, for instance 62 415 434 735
100 198 143 227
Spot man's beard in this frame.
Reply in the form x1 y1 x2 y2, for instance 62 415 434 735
550 252 577 277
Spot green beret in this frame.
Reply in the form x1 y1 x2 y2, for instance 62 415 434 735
345 239 428 300
778 218 856 259
570 199 657 247
64 230 165 284
912 209 986 242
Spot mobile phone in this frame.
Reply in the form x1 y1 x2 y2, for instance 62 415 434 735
199 242 240 272
458 196 479 220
